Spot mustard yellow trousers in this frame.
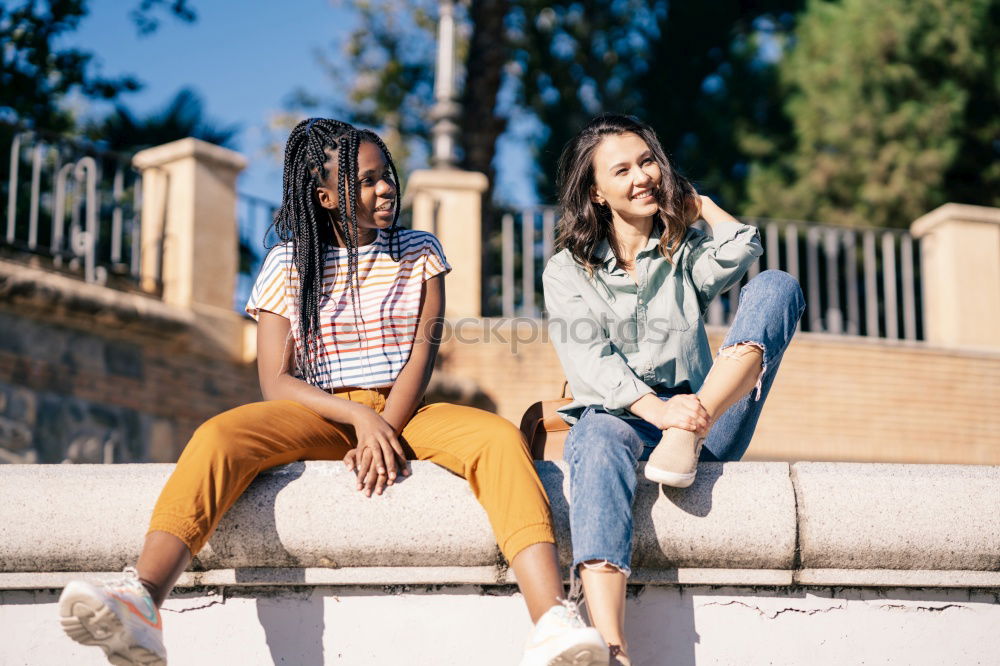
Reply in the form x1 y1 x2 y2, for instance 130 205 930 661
148 388 556 562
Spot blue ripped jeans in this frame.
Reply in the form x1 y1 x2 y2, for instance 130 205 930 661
564 270 805 575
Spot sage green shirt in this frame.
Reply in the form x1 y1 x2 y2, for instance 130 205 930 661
542 220 763 424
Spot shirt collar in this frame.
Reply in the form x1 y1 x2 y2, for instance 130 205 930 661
596 227 662 272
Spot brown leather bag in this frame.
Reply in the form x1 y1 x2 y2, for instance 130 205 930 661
519 382 573 461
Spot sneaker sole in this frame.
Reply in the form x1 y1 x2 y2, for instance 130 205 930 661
59 584 166 666
643 464 696 487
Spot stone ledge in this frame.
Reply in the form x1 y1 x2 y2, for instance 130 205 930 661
0 258 252 360
792 462 1000 570
0 259 192 336
794 569 1000 588
0 567 801 590
1 461 997 588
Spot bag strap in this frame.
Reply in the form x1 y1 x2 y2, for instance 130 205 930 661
561 380 572 399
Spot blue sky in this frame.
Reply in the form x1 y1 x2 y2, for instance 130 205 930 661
63 0 536 210
66 0 356 203
61 1 536 307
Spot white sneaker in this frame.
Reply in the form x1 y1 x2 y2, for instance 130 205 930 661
59 567 167 665
520 599 609 666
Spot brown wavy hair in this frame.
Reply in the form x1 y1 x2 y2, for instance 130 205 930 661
555 113 697 272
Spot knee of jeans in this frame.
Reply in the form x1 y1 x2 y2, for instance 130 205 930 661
749 270 805 312
571 429 638 470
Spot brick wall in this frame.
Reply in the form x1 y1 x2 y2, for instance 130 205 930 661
2 262 997 465
436 319 1000 465
0 262 260 464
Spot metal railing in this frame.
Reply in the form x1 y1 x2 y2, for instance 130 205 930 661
496 207 923 341
1 127 144 288
234 193 280 311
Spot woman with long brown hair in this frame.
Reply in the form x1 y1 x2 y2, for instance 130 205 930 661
544 114 804 664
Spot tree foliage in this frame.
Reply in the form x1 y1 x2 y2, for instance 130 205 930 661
297 0 665 200
85 87 239 152
745 0 1000 228
637 1 802 209
299 0 1000 227
0 0 196 132
316 0 801 210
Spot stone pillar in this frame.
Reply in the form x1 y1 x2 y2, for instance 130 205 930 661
910 203 1000 349
133 138 253 360
405 169 488 317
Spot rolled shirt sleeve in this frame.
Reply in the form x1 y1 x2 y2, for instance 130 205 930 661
543 259 654 416
686 220 763 310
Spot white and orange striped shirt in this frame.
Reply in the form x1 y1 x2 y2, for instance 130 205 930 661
246 228 450 389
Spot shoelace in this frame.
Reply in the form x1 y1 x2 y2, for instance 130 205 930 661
556 597 586 627
99 566 144 596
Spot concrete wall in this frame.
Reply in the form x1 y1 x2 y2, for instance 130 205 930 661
1 461 998 665
7 585 998 666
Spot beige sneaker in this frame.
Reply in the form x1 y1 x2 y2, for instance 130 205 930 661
643 428 704 487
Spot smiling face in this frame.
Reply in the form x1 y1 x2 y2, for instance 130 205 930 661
589 132 662 226
315 140 397 244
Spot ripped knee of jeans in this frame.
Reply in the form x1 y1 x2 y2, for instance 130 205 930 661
718 340 767 401
580 559 631 576
567 559 631 606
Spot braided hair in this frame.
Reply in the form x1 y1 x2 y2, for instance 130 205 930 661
271 118 402 385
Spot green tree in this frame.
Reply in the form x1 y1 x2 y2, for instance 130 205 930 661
744 0 1000 228
636 2 802 210
309 1 807 214
86 87 239 152
0 0 196 133
297 0 665 202
507 1 667 202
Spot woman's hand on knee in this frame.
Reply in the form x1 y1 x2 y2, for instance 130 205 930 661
647 394 709 434
344 404 408 497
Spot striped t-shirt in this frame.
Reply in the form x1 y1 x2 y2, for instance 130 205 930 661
246 228 451 389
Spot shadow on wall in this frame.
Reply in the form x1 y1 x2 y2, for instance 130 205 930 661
629 465 726 665
256 591 326 666
425 371 497 412
201 462 327 664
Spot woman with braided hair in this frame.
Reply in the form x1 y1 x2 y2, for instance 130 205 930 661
57 118 608 666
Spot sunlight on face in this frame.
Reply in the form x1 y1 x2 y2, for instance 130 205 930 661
317 141 396 242
590 132 661 225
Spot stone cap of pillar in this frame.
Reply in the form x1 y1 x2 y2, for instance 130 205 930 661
2 461 998 589
404 168 489 201
132 137 248 173
910 203 1000 237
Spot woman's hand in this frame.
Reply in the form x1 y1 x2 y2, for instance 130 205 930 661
632 393 710 434
343 403 408 497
